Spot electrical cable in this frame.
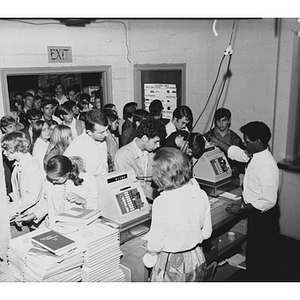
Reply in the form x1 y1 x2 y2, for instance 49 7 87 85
3 18 132 64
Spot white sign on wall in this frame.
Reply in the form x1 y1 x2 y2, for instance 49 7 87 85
47 46 72 63
144 83 177 120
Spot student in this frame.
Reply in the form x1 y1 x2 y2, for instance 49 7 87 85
203 108 245 176
19 155 98 229
165 105 193 137
162 131 205 160
43 124 73 169
66 85 77 102
103 103 118 116
104 112 120 172
211 121 279 281
10 98 29 129
1 131 44 237
120 102 138 147
23 93 34 114
142 147 212 281
41 99 62 126
53 82 68 105
149 99 164 119
33 95 42 111
1 115 24 196
57 101 85 139
22 108 43 143
32 120 51 170
115 117 166 201
126 109 149 145
64 109 109 176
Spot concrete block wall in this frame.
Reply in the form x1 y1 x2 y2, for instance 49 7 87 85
0 18 300 243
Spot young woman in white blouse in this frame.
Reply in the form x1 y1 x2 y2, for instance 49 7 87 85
31 120 51 169
20 155 98 229
143 147 212 282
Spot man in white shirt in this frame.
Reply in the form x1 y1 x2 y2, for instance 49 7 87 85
64 109 108 176
114 117 166 201
165 105 193 137
211 121 279 281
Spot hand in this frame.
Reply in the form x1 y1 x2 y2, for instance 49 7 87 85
66 192 87 208
15 213 36 225
226 203 242 215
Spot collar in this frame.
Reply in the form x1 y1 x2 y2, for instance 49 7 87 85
133 138 148 159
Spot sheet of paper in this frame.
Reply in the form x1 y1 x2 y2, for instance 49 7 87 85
219 191 242 201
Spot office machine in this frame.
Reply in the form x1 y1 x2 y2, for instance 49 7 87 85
193 145 236 197
96 169 150 243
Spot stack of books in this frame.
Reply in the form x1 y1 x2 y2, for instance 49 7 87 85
51 208 103 235
7 228 84 282
0 262 15 282
68 223 125 282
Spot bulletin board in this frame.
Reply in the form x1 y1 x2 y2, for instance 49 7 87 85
133 64 186 119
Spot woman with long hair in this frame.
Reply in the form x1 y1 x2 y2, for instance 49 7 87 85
103 112 119 172
43 124 73 168
19 155 98 229
142 147 212 282
31 120 51 170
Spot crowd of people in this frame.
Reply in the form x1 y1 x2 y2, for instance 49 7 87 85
0 83 279 282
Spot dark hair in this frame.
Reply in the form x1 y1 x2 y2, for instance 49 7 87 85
54 82 64 90
79 111 88 122
32 119 47 144
149 100 163 117
240 121 271 147
1 115 16 132
76 99 90 111
214 108 231 121
152 147 191 191
1 131 31 154
57 101 76 116
45 155 83 186
12 98 24 109
13 92 24 99
136 117 166 140
80 93 91 102
133 109 149 124
27 108 42 121
72 83 81 93
188 132 205 159
25 92 34 99
41 99 53 109
103 103 117 115
104 111 118 125
67 85 76 93
85 109 108 132
34 95 42 102
122 102 138 119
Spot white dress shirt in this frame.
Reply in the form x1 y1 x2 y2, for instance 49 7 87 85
228 146 279 212
64 131 108 176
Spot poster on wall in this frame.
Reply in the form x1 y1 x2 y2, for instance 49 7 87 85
144 83 177 120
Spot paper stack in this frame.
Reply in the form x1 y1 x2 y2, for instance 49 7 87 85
51 208 103 235
68 223 125 282
7 228 84 282
0 262 15 282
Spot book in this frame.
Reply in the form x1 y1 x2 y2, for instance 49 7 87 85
31 230 76 256
225 253 246 270
55 207 102 225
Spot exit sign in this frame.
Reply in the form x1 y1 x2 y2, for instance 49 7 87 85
47 46 72 63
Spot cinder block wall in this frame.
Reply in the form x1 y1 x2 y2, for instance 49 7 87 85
0 19 299 246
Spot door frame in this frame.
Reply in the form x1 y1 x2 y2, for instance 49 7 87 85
0 65 112 114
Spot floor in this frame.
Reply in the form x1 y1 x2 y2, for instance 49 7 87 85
219 234 300 282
